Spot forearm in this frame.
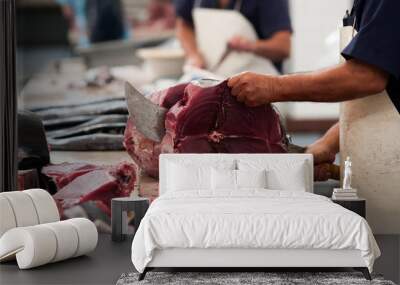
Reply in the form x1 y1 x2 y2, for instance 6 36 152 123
317 122 340 154
253 31 291 62
175 18 199 57
274 59 389 102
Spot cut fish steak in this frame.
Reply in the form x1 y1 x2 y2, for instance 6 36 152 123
124 80 287 178
43 162 137 215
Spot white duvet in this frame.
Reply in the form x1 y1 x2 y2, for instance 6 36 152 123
131 190 380 273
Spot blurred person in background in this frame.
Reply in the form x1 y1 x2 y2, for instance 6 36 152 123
58 0 90 47
57 0 129 47
86 0 128 43
174 0 292 73
134 0 176 33
147 0 176 30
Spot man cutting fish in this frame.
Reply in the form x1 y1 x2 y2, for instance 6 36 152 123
228 0 400 180
173 0 292 74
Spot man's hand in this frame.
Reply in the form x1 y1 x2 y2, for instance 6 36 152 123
186 52 206 69
228 72 279 107
228 36 256 52
306 137 338 181
176 18 207 69
306 140 336 165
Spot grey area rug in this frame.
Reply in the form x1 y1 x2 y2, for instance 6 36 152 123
117 272 396 285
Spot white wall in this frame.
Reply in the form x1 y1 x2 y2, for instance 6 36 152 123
283 0 352 120
289 0 351 72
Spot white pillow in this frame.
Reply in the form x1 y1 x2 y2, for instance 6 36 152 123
167 162 211 191
237 169 267 189
267 165 307 191
211 169 267 190
211 168 236 190
238 160 308 192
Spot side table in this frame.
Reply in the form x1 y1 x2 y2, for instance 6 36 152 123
332 198 366 218
111 197 150 242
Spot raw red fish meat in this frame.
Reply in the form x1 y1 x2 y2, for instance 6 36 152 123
124 83 187 178
42 162 101 189
43 162 137 215
124 80 287 178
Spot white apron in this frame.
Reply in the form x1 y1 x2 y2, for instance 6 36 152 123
339 18 400 234
192 0 279 77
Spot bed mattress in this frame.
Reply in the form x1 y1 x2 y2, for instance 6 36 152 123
131 190 380 273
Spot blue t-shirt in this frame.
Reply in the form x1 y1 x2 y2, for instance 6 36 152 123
342 0 400 113
173 0 292 72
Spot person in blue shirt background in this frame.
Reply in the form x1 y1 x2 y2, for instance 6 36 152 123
57 0 90 47
57 0 128 47
227 0 399 180
173 0 292 72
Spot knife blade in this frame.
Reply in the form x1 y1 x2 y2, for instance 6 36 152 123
125 82 167 142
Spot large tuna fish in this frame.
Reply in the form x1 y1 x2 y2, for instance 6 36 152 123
124 80 287 178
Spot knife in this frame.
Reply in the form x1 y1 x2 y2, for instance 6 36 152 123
125 80 221 143
125 82 167 142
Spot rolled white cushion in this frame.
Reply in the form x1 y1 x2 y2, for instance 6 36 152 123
0 226 57 269
0 196 17 238
24 189 60 224
66 218 98 257
43 222 79 262
0 189 59 238
0 218 98 269
1 192 39 227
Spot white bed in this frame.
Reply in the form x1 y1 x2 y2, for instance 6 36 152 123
131 154 380 281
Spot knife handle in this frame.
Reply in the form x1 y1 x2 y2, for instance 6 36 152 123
288 143 340 181
316 163 341 181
